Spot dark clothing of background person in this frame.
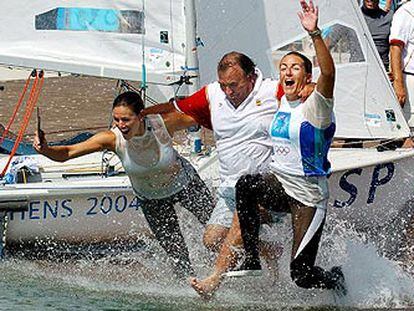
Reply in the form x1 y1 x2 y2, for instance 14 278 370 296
362 5 393 71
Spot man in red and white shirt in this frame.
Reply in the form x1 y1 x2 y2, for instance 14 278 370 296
389 0 414 265
390 0 414 129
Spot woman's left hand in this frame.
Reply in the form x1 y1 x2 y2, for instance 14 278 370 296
299 82 316 102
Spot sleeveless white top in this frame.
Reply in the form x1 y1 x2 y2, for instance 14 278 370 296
112 114 196 200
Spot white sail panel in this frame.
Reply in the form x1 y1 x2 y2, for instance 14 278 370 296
196 0 409 139
0 0 186 83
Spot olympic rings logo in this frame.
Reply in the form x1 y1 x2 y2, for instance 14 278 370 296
274 145 290 156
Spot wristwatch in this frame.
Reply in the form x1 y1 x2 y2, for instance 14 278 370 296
308 28 322 38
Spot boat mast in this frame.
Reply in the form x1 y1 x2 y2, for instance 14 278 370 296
184 0 200 93
184 0 203 153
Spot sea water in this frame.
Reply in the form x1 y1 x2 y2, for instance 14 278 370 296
0 208 413 310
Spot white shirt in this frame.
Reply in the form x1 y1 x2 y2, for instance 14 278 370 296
390 1 414 74
207 69 279 188
268 91 335 208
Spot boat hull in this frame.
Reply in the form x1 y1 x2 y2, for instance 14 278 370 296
5 181 145 244
328 149 414 230
2 148 414 244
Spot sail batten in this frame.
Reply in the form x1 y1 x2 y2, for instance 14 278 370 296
0 55 181 83
0 1 186 84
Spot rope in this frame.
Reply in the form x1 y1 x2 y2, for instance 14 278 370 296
1 70 44 177
0 70 34 146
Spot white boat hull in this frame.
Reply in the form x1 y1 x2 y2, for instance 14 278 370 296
0 151 219 244
328 148 414 230
1 148 414 244
5 177 143 244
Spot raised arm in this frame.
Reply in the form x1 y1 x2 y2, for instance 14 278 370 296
298 0 335 98
390 43 406 107
33 129 116 162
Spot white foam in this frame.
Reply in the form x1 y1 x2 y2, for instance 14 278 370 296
1 210 414 309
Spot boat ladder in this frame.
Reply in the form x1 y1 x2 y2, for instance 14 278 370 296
0 200 28 259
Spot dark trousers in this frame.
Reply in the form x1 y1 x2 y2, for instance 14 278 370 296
236 173 340 289
141 174 213 277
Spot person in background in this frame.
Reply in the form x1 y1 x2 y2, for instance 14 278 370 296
190 0 346 298
362 0 394 71
379 0 399 12
390 0 414 128
389 0 414 265
34 91 214 279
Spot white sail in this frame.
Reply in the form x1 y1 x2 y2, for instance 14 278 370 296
196 0 410 139
0 0 186 84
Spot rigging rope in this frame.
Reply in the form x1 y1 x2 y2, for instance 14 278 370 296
1 70 44 177
0 70 34 146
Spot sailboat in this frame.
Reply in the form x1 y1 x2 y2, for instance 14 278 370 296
0 0 218 250
0 0 412 251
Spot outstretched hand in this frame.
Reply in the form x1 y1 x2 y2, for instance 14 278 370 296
137 109 149 122
298 82 316 102
33 129 47 154
298 0 319 33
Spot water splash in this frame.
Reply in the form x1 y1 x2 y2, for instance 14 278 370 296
0 210 413 310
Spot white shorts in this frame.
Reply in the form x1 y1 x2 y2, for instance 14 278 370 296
205 182 290 228
206 186 236 228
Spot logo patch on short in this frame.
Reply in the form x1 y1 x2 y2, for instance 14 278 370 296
271 112 291 139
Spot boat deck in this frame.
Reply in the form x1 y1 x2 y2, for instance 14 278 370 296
329 147 414 171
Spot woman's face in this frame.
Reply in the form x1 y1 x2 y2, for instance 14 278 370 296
279 54 312 101
112 105 140 140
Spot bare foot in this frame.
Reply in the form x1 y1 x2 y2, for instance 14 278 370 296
190 273 222 300
402 137 414 148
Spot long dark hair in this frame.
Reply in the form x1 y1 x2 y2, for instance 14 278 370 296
112 91 144 115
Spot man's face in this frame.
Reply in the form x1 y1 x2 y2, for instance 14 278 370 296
279 54 312 101
218 65 255 106
363 0 380 10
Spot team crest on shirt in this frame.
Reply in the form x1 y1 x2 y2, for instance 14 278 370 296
270 111 290 139
256 99 262 106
